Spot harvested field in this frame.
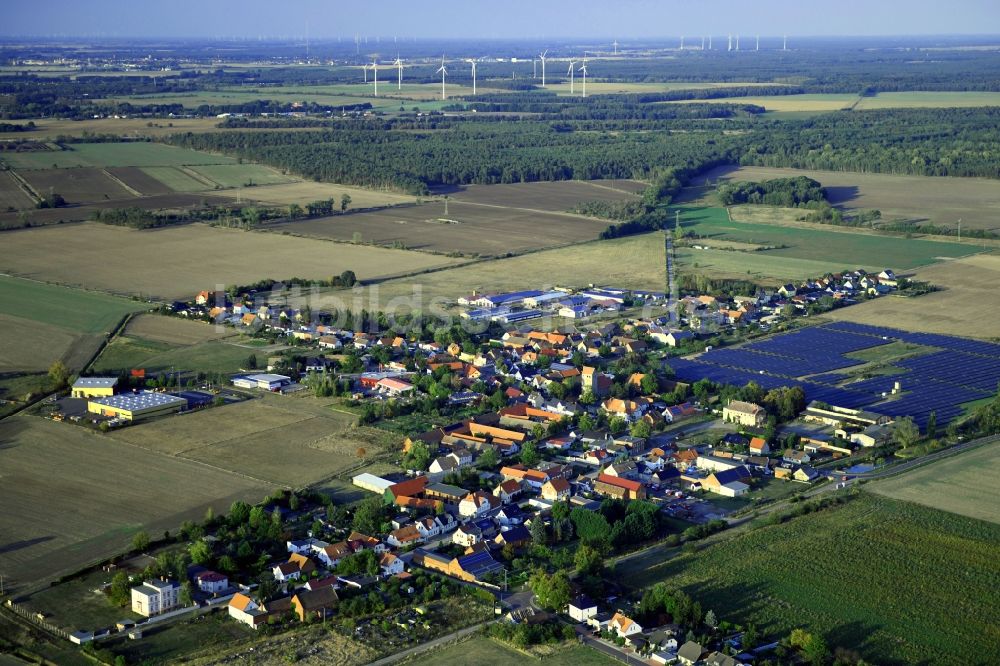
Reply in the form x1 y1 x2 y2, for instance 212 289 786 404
0 222 463 301
270 200 610 255
0 117 226 140
187 164 295 188
108 398 384 487
213 180 416 208
106 166 173 196
871 439 1000 525
0 275 147 334
824 253 1000 338
93 338 267 375
0 416 274 593
700 165 1000 232
19 167 135 205
854 91 1000 109
0 313 93 373
442 179 644 212
0 192 222 227
0 170 35 210
124 314 235 345
1 142 236 170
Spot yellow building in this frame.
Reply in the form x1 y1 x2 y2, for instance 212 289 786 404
88 391 186 421
71 377 118 399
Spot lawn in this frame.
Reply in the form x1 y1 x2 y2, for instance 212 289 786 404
843 341 936 364
1 142 235 170
871 439 1000 525
0 275 147 333
92 338 254 375
417 636 616 666
620 493 1000 665
678 205 976 270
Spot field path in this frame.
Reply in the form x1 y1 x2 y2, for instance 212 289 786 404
101 168 142 197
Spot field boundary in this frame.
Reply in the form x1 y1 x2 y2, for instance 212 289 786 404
101 168 142 197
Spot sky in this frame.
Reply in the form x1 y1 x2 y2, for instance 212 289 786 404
3 0 999 39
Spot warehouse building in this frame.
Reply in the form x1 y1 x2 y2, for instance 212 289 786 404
352 473 395 494
71 377 118 399
232 374 291 391
87 391 187 422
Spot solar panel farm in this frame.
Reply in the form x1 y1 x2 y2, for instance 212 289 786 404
673 322 1000 429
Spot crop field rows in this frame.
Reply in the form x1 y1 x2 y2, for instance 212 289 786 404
678 323 1000 428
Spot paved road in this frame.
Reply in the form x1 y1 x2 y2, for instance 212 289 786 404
365 621 492 666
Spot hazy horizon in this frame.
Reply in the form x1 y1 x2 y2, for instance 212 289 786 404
5 0 1000 39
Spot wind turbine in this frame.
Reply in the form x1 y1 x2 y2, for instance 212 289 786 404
538 50 548 87
756 35 760 51
370 56 378 96
579 58 588 98
709 35 713 50
680 35 685 50
468 59 477 95
394 55 403 90
736 35 740 51
437 57 447 100
567 60 577 94
701 36 705 50
612 39 618 55
362 63 368 83
783 35 788 51
728 34 732 51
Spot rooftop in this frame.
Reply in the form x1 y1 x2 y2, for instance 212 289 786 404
73 377 118 389
91 391 186 411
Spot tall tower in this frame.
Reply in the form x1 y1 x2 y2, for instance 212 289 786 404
665 233 678 325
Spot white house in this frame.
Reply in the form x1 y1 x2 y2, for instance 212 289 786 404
610 611 643 637
131 579 180 617
195 571 229 594
568 595 598 622
272 561 301 583
453 524 482 547
379 552 405 576
459 492 497 518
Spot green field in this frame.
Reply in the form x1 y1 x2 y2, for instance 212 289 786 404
677 206 976 270
871 440 1000 525
92 337 256 374
620 493 1000 665
416 636 616 666
1 142 235 170
672 91 1000 114
0 275 146 333
141 165 213 191
187 163 295 188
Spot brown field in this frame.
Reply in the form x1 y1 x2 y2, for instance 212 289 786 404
0 192 225 228
270 200 610 255
19 167 135 205
108 398 389 487
215 180 417 208
106 166 174 196
0 117 226 140
0 222 463 300
0 170 35 210
700 165 1000 232
824 253 1000 338
123 313 235 345
443 179 645 211
0 313 99 373
0 416 274 593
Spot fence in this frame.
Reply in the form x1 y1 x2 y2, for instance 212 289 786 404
4 599 71 641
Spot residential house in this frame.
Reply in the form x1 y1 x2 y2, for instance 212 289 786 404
605 460 638 479
459 492 499 519
453 524 483 548
228 593 268 629
705 652 739 666
749 436 770 455
723 400 767 427
793 466 821 483
783 449 811 465
131 579 180 617
494 525 532 550
609 612 643 638
316 542 352 569
195 571 229 594
697 455 743 473
541 478 571 501
568 595 598 622
594 473 646 500
663 402 698 423
678 641 706 666
701 466 753 497
379 552 404 576
496 505 525 527
581 366 613 398
493 479 522 504
386 524 424 548
851 423 893 448
272 561 302 583
291 587 339 622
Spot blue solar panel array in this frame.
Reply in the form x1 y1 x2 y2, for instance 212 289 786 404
670 323 1000 430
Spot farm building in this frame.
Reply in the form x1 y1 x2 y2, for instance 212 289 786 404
71 377 118 399
352 473 395 494
87 391 187 421
722 400 767 427
232 374 291 391
594 473 646 500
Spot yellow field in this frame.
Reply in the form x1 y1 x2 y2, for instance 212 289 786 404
855 91 1000 109
673 93 859 112
542 80 787 95
871 439 1000 525
0 313 96 373
824 253 1000 338
0 222 463 301
0 117 226 140
213 180 417 208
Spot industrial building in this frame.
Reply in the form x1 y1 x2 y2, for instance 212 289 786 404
232 374 291 391
87 391 187 421
71 377 118 399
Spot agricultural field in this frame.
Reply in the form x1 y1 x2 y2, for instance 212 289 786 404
270 199 610 256
679 205 977 269
123 313 235 345
0 276 147 373
620 493 1000 665
0 142 236 170
0 222 463 301
0 170 36 209
543 80 789 96
673 93 860 112
19 167 135 205
444 178 645 211
139 165 216 192
213 179 416 208
854 90 1000 109
92 338 255 375
418 636 616 665
824 253 1000 337
699 165 1000 232
0 117 226 140
871 440 1000 525
0 416 274 593
186 163 296 188
106 166 174 196
107 397 390 487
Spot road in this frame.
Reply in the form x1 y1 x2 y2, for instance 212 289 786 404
364 621 492 666
575 626 651 666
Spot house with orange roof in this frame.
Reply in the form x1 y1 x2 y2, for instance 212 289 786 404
594 473 646 500
493 479 522 504
541 478 571 501
383 476 429 504
386 524 424 548
610 611 644 638
749 437 770 455
459 491 499 518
